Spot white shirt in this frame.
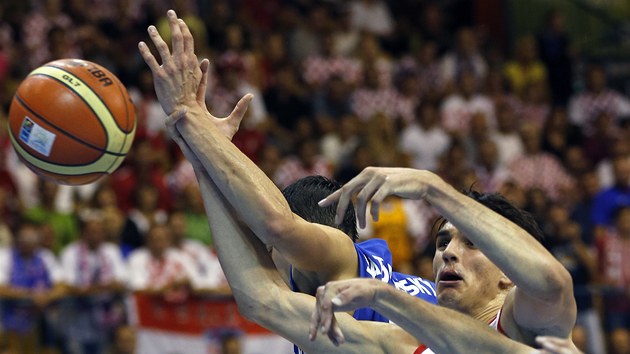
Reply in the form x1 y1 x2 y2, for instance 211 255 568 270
127 248 201 291
349 0 394 36
399 123 451 171
441 94 495 134
490 132 524 167
175 239 227 289
60 241 127 286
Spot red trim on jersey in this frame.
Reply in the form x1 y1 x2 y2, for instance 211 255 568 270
414 344 428 354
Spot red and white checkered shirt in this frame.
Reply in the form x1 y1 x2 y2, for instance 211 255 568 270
351 87 400 122
273 156 333 189
302 55 362 86
568 89 630 133
508 153 575 200
440 94 495 134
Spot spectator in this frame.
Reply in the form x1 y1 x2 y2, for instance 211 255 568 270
208 52 268 130
474 139 510 193
399 101 451 171
273 139 332 189
440 70 495 136
127 224 200 302
508 123 574 201
302 32 361 89
491 102 524 167
596 206 630 332
287 4 327 63
348 0 394 37
541 107 583 160
568 63 630 134
168 211 228 294
23 180 79 254
60 210 128 354
503 35 547 98
350 63 399 122
110 138 172 214
177 183 213 246
263 65 311 133
595 136 630 189
312 75 353 122
0 220 66 354
517 80 552 129
570 171 600 246
119 184 168 255
592 157 630 230
439 27 488 90
319 114 361 169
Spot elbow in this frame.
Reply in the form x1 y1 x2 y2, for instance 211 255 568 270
232 286 281 325
541 262 574 301
263 215 294 247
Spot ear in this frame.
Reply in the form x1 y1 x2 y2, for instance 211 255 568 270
498 273 514 291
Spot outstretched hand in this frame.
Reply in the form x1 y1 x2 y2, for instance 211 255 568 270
309 278 383 346
138 9 252 140
318 167 438 228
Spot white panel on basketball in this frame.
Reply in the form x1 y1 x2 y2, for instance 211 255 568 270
8 129 126 174
30 66 129 153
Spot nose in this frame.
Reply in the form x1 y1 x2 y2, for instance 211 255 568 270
441 240 462 263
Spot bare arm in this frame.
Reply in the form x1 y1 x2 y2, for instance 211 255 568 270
170 123 414 354
320 167 576 337
138 10 357 281
310 278 534 354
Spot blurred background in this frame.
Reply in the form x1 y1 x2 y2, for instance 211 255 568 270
0 0 629 353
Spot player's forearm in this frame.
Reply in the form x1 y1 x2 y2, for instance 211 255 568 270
176 106 294 246
373 284 532 354
425 178 571 300
193 165 286 317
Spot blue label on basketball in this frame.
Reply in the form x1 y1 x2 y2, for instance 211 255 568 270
19 117 34 142
19 117 56 156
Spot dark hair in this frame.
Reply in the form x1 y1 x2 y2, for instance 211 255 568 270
282 176 359 242
435 190 545 242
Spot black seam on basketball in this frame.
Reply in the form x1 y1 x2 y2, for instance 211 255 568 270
15 92 125 157
46 63 130 134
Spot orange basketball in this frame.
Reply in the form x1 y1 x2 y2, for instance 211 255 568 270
7 59 136 185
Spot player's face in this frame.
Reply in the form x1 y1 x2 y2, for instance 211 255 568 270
432 222 508 315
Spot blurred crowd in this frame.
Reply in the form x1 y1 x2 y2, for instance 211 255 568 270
0 0 630 354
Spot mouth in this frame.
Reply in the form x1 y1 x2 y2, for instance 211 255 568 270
438 270 463 287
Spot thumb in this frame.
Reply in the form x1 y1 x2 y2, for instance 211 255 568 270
227 93 253 128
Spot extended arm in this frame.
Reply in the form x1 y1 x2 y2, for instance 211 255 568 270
320 167 576 337
170 124 416 354
310 278 534 354
138 10 357 280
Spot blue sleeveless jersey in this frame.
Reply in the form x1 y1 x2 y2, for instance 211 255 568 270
292 239 437 354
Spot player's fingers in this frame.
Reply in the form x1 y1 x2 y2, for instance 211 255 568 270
318 189 341 207
196 59 210 104
333 187 353 226
370 184 392 223
138 42 161 73
167 10 184 58
227 94 253 125
310 286 325 341
331 318 345 345
147 25 171 66
178 18 195 55
355 177 384 229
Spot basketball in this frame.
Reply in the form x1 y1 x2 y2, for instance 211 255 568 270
7 59 136 186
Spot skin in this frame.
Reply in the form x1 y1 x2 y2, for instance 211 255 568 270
316 166 576 345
